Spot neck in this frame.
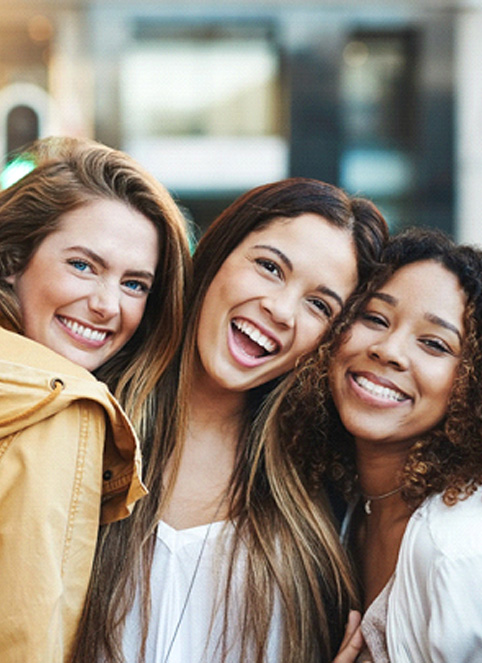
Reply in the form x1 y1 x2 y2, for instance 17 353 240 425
162 364 247 529
355 438 408 498
188 364 247 447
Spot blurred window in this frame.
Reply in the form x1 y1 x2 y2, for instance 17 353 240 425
340 31 417 231
120 27 287 193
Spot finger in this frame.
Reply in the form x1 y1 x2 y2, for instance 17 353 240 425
338 610 362 649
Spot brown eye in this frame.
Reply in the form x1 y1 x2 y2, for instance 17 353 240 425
255 258 282 278
309 297 331 318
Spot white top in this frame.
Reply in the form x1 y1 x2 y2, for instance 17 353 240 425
343 489 482 663
386 489 482 662
122 520 281 663
357 576 393 663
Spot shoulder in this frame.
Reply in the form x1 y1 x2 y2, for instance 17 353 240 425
409 489 482 561
388 490 482 661
0 326 120 419
0 327 97 381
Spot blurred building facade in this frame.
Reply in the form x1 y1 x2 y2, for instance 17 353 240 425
0 0 479 242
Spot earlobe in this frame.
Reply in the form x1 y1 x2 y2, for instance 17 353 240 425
4 274 16 286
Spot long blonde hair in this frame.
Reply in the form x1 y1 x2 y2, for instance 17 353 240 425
0 135 192 431
73 178 388 662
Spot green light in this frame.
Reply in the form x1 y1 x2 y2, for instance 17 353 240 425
0 157 36 189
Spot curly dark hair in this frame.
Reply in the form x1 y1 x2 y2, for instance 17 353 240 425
269 227 482 511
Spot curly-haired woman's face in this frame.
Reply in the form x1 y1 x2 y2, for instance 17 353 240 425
330 260 466 451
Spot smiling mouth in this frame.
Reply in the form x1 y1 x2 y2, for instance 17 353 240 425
353 374 409 402
231 318 279 358
58 315 109 343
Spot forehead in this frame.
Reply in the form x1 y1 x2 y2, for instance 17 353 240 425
216 212 358 298
35 198 159 266
377 260 467 323
242 212 353 248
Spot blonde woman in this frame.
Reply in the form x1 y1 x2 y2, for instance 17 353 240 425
0 136 191 663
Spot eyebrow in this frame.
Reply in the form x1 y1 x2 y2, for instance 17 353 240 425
254 244 293 270
253 243 344 309
370 292 462 343
66 246 156 281
371 292 397 306
425 313 463 344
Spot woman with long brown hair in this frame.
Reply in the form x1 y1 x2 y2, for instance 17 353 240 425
0 136 191 663
74 177 388 663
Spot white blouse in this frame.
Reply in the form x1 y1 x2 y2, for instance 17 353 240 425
386 489 482 662
122 520 281 663
343 489 482 663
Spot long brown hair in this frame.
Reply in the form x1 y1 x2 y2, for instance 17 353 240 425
0 135 192 431
73 178 388 662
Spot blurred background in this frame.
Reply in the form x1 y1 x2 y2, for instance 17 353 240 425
0 0 481 243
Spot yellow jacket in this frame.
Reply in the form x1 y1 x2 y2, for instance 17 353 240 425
0 327 147 662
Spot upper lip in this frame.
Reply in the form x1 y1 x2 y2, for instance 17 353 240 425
231 316 281 354
351 370 411 399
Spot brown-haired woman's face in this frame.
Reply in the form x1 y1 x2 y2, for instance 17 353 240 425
7 198 158 371
196 212 357 393
330 260 466 450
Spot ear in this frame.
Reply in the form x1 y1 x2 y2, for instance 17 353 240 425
4 274 16 285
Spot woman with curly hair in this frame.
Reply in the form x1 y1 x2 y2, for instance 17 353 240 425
268 227 482 661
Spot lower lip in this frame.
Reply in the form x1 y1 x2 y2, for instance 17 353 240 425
227 322 275 368
348 373 410 409
56 316 110 349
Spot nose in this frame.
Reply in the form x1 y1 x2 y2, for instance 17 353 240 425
261 289 296 328
368 332 408 371
88 281 120 319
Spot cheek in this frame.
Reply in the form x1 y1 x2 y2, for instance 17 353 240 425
294 315 330 355
123 301 148 337
430 376 456 417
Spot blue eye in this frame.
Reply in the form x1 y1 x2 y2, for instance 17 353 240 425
68 259 90 272
124 280 149 293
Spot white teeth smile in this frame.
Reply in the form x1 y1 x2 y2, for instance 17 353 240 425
59 317 108 342
232 319 278 354
354 375 407 402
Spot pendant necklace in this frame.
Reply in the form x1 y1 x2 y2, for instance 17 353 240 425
163 497 225 663
362 485 403 515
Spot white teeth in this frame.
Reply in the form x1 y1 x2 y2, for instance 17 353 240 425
354 375 407 402
233 319 278 353
60 317 107 342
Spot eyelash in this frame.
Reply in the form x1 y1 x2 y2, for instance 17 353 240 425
123 280 150 294
68 258 93 273
420 338 452 355
308 297 332 318
361 312 387 327
255 257 282 278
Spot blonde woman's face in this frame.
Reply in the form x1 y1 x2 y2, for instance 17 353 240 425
196 213 358 394
330 260 466 452
8 198 158 371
